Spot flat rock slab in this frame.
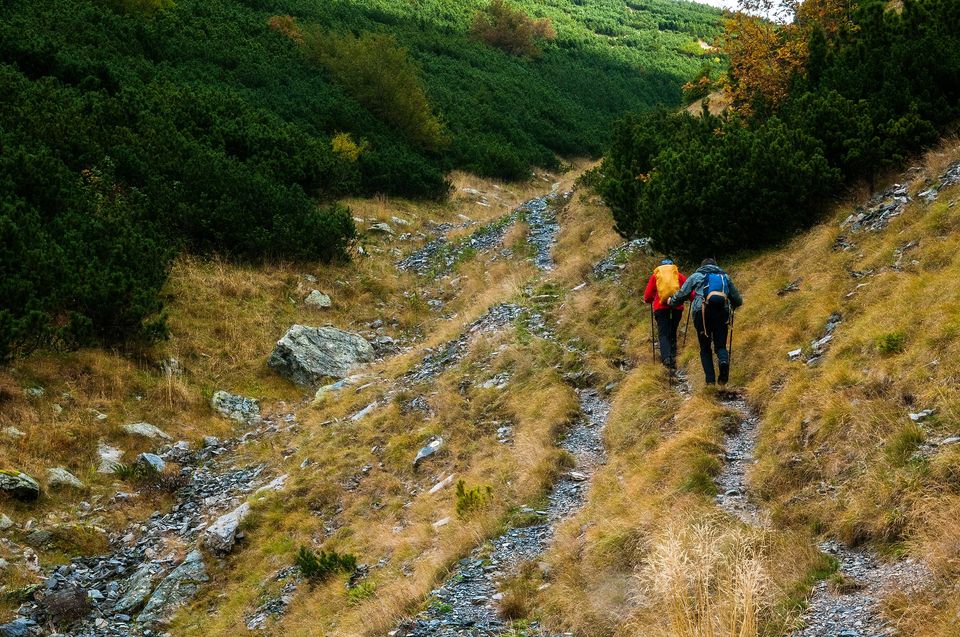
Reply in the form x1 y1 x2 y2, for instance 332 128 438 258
97 442 123 473
122 422 171 440
268 325 375 385
138 550 208 625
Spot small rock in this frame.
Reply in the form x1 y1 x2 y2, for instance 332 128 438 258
369 222 395 235
1 427 25 440
24 387 44 398
46 467 85 490
304 290 332 309
204 503 250 554
254 474 289 496
24 529 52 547
432 517 450 530
122 422 172 440
428 474 455 495
0 470 41 502
202 436 221 448
941 436 960 445
210 391 261 425
97 442 123 473
0 513 13 530
0 619 37 637
787 349 803 361
87 589 104 601
568 471 588 482
909 409 935 422
413 437 443 469
136 453 166 473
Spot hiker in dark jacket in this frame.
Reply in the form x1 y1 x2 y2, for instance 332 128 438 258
643 259 689 371
669 259 743 385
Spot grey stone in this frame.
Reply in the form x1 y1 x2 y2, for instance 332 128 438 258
46 467 85 490
369 222 395 235
304 290 332 309
97 442 123 473
909 409 935 422
25 530 52 547
268 325 375 385
0 619 36 637
0 470 40 502
122 422 172 440
114 564 160 614
1 427 25 440
210 391 261 424
413 437 443 469
24 387 44 398
136 453 166 473
941 436 960 446
138 550 208 625
0 513 12 530
204 503 250 554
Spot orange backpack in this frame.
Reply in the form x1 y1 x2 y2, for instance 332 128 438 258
654 264 680 304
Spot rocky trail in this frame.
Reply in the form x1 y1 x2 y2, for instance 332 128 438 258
710 391 931 637
395 387 609 637
2 411 297 637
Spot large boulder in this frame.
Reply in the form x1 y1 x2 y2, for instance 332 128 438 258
0 470 40 502
268 325 375 385
210 391 261 425
138 550 208 625
203 502 250 554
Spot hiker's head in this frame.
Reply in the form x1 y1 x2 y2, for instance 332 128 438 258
701 258 717 267
660 259 674 266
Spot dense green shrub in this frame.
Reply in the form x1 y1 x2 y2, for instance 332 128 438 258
305 31 446 150
296 546 357 583
599 0 960 261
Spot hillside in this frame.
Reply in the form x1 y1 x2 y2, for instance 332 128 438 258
0 0 721 372
4 140 960 636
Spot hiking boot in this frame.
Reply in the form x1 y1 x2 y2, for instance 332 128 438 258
718 362 729 385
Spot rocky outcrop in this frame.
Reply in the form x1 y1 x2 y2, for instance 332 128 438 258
0 470 40 502
268 325 375 385
203 503 250 554
136 453 165 473
210 391 261 425
113 564 161 614
137 550 208 625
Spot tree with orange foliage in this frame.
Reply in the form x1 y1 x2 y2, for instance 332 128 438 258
721 0 856 112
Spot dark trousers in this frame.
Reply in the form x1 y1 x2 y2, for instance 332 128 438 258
693 303 729 384
654 308 683 368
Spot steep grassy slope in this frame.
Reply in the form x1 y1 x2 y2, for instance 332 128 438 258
532 141 960 636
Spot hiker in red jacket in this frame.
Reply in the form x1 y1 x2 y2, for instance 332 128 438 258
644 259 690 372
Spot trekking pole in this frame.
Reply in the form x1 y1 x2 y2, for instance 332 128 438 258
682 306 691 349
728 309 736 369
650 305 657 364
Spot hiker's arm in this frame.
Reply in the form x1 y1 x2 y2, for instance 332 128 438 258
670 273 698 305
643 275 656 304
728 279 744 308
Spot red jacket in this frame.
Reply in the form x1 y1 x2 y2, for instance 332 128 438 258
644 271 690 311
